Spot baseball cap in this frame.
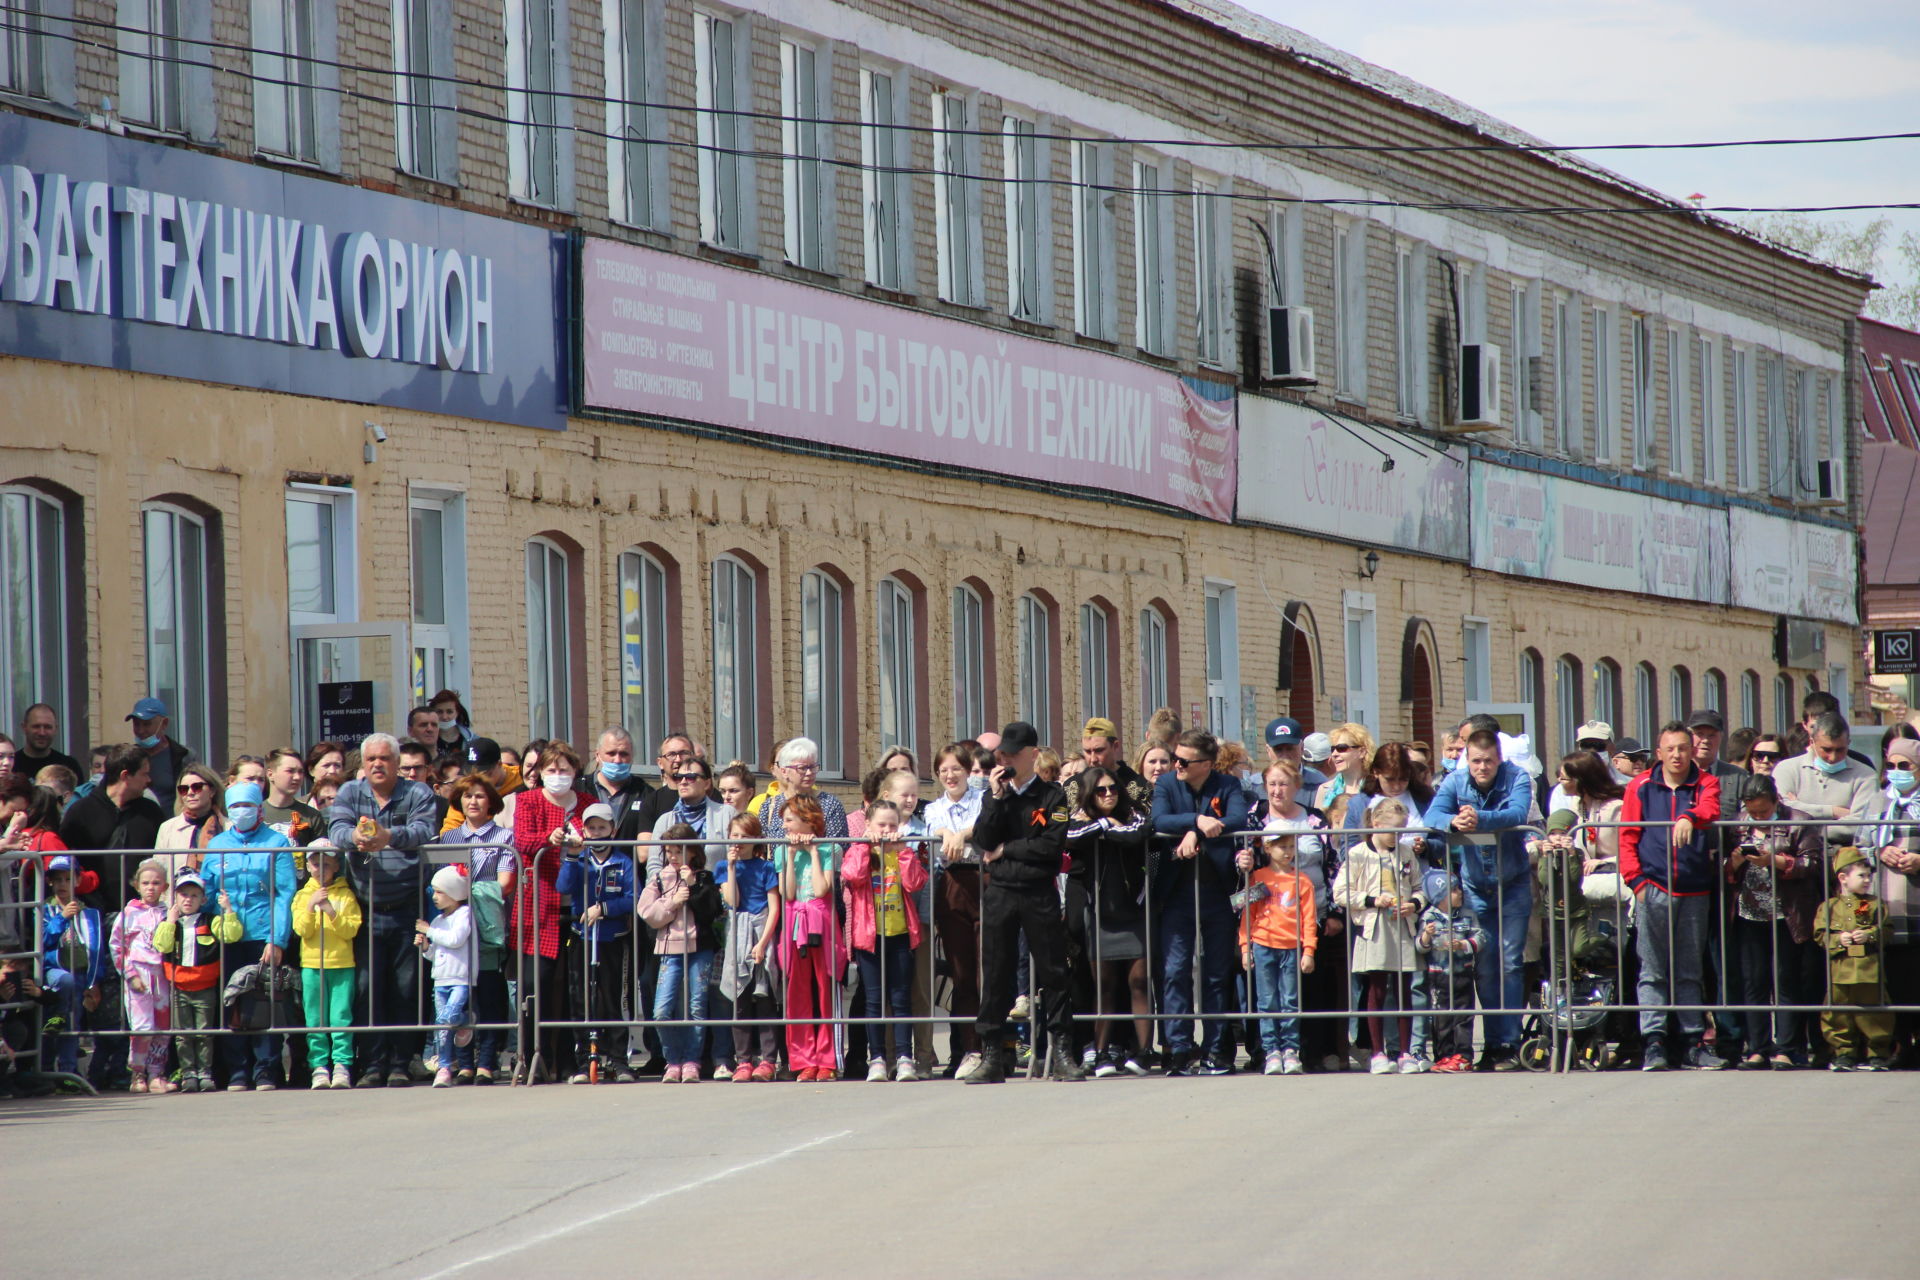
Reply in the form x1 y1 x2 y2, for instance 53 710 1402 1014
1081 717 1118 741
1684 708 1726 734
1611 736 1647 757
304 839 342 865
1574 720 1614 746
580 802 615 826
1421 868 1456 905
126 696 169 721
45 855 76 874
1264 717 1303 750
174 870 206 892
1301 732 1333 764
997 722 1040 754
466 737 502 770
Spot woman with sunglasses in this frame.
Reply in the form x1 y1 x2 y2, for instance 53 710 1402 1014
1066 766 1152 1076
1313 723 1376 814
1744 735 1787 777
156 764 228 879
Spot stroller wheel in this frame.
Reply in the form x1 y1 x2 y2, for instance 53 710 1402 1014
1517 1036 1550 1072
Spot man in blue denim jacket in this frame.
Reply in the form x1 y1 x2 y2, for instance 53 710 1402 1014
1422 728 1534 1068
1152 730 1250 1074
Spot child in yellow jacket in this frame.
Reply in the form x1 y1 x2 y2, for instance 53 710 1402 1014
292 842 362 1089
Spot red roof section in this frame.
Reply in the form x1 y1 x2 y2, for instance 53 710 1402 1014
1862 317 1920 449
1864 441 1920 588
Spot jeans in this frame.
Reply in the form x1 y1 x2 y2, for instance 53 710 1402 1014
1250 944 1302 1054
853 933 916 1062
433 983 471 1068
470 969 509 1071
43 968 83 1073
356 910 422 1075
1462 875 1532 1048
654 951 711 1066
1635 884 1709 1042
1733 916 1822 1056
1158 893 1240 1057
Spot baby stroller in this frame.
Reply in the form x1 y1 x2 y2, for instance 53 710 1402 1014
1519 845 1627 1071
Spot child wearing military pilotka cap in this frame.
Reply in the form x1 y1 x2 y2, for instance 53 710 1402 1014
1813 847 1895 1071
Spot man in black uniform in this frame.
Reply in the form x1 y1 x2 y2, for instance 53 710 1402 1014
962 721 1083 1083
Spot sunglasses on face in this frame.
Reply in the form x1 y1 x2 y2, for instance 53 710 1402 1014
675 773 708 783
177 782 209 795
1173 756 1202 768
1092 785 1120 796
1330 744 1358 754
1750 750 1782 761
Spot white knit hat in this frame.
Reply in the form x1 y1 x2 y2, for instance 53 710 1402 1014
430 865 471 900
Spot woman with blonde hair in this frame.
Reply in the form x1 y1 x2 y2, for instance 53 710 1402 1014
1313 723 1376 813
156 763 228 876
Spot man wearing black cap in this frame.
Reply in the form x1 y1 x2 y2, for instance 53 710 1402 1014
962 721 1080 1083
439 737 523 835
1263 717 1327 800
1610 737 1650 782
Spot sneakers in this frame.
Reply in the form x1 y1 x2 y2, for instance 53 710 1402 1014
329 1065 352 1090
1162 1051 1195 1077
1093 1051 1120 1079
681 1063 701 1083
1280 1049 1304 1076
752 1061 776 1082
226 1080 251 1093
1122 1053 1150 1077
1263 1050 1285 1076
1199 1053 1233 1076
178 1075 201 1095
356 1069 385 1089
1400 1054 1433 1074
866 1058 890 1082
386 1072 412 1088
1433 1054 1471 1073
732 1064 756 1083
1642 1041 1671 1072
960 1050 1005 1084
1768 1053 1797 1071
1685 1044 1728 1071
615 1067 636 1084
1322 1053 1348 1074
456 1069 475 1085
894 1057 920 1082
432 1068 453 1088
954 1051 984 1081
1009 995 1031 1022
1829 1055 1859 1072
311 1069 331 1090
1369 1053 1396 1075
569 1071 594 1085
474 1068 495 1086
1861 1057 1892 1072
255 1077 277 1092
714 1062 733 1081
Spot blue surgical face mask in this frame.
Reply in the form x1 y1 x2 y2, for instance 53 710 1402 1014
1441 755 1460 774
967 774 987 794
599 759 632 784
1814 755 1849 777
1890 769 1917 793
135 734 162 750
230 804 261 834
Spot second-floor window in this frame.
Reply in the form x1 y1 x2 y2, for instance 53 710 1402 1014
860 67 910 290
2 0 49 98
1002 116 1048 324
1071 140 1115 340
394 0 456 183
694 10 745 249
780 39 826 269
505 0 565 206
1132 157 1171 355
254 0 321 163
606 0 664 227
933 90 981 306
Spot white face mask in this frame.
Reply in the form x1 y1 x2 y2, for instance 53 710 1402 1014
542 771 576 797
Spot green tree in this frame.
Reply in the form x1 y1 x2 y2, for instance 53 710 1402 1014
1736 213 1920 328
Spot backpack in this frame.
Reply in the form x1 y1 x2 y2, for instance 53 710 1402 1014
222 962 300 1033
470 880 508 969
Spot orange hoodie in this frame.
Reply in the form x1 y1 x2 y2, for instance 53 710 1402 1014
1239 865 1318 954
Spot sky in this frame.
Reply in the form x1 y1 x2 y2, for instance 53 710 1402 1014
1229 0 1920 297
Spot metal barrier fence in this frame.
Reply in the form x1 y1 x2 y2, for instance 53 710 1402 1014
6 804 1916 1090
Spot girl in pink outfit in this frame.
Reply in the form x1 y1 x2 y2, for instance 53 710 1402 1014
111 860 174 1093
841 799 929 1082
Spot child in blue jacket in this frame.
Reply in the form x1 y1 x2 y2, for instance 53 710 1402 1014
41 857 106 1075
557 803 636 1082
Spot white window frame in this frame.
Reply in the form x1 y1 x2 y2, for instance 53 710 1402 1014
1394 240 1428 422
800 569 845 778
710 554 760 769
285 484 357 628
1634 661 1658 742
1555 655 1583 758
605 0 667 229
1132 155 1173 355
1266 205 1304 309
120 0 213 140
1666 325 1690 477
1593 659 1621 732
1462 617 1491 705
1510 279 1542 446
1669 667 1692 720
1208 582 1244 741
394 0 457 183
1630 314 1653 469
1774 674 1794 734
1740 671 1761 730
1001 112 1050 325
1192 175 1229 367
1704 669 1726 716
618 547 673 769
1139 604 1170 728
1 0 54 100
1697 333 1721 485
860 65 910 291
524 535 573 742
1592 304 1614 464
1078 602 1111 722
1765 354 1790 499
952 583 988 742
252 0 338 167
694 9 747 251
1334 220 1368 401
780 38 828 270
932 88 983 306
876 576 917 763
1017 593 1055 743
1732 345 1755 491
2 486 74 740
504 0 568 208
1821 373 1843 499
408 487 468 705
1070 139 1116 341
1555 293 1581 457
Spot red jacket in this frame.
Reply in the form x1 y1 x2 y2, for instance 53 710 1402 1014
840 841 929 951
511 790 583 959
1619 765 1721 896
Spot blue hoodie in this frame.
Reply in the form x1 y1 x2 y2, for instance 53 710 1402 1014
203 825 297 948
1422 760 1534 888
557 849 636 945
43 901 107 988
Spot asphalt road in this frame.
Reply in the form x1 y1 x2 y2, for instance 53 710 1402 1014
8 1071 1915 1279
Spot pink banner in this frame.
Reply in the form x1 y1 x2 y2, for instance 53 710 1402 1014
580 239 1237 521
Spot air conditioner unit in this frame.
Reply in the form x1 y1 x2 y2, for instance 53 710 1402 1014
1803 458 1846 508
1263 305 1316 385
1775 617 1827 669
1450 342 1502 430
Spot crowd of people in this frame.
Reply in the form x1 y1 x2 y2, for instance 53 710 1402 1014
3 682 1918 1096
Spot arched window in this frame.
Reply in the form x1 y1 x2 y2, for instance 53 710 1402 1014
1079 598 1119 732
801 568 850 777
144 502 221 762
619 547 679 765
1017 592 1058 744
1740 670 1761 730
1635 661 1659 741
1555 655 1584 758
876 574 923 763
951 580 993 742
1703 669 1727 718
1773 673 1795 735
1141 598 1182 728
1669 666 1692 721
711 554 762 767
1518 647 1544 743
2 484 80 739
1593 659 1622 735
525 535 575 741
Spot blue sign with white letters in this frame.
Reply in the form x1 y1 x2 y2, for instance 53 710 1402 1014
0 112 567 430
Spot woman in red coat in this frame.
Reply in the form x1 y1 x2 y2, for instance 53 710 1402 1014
511 740 586 1083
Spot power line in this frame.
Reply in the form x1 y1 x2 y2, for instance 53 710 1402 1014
2 8 1914 219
